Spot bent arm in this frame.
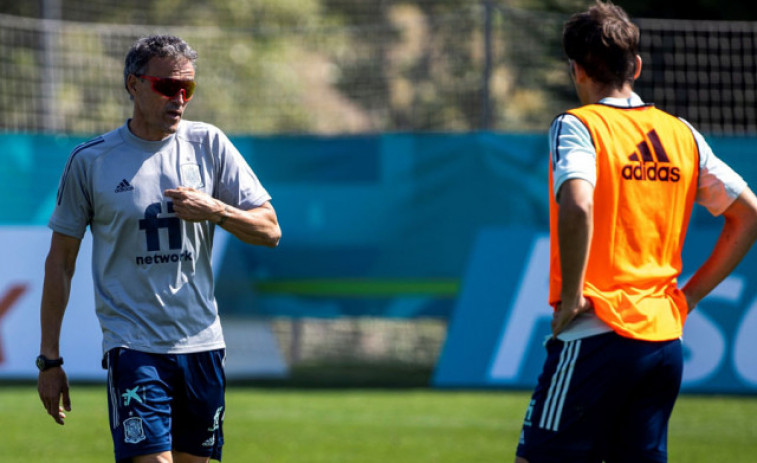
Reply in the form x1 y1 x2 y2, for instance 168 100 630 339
558 179 594 307
165 187 282 247
683 188 757 311
552 179 595 336
213 201 281 248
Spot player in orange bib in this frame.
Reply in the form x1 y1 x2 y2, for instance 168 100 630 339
515 2 757 462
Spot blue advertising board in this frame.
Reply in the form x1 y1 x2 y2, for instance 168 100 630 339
433 228 757 394
2 131 756 391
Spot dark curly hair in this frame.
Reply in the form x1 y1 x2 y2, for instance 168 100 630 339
563 1 639 89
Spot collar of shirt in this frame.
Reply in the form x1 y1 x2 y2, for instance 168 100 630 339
598 92 645 108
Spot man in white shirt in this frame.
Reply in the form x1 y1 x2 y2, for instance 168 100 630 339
37 35 281 463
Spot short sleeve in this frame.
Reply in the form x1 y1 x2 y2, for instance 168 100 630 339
680 119 747 216
212 129 271 210
48 149 93 239
550 114 597 199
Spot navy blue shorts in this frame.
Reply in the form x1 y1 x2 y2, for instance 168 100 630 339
516 332 682 463
105 348 226 462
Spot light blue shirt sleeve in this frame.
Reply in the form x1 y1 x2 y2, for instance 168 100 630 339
549 114 596 199
49 141 99 239
212 127 272 210
679 118 747 216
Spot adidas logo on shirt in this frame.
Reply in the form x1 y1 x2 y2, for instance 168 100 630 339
115 179 135 193
621 129 680 182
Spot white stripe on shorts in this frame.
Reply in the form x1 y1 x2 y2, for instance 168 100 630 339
538 339 581 432
107 354 119 429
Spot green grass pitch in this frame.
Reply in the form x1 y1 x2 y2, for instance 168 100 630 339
1 385 756 462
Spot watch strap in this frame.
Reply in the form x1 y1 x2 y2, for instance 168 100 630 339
36 355 64 371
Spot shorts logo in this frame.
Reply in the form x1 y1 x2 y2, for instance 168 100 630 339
208 406 224 432
621 129 680 182
202 436 216 448
123 417 146 444
122 387 143 406
523 399 536 427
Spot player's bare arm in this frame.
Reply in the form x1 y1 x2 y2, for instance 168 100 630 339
553 178 594 337
214 201 281 248
682 187 757 311
164 186 281 247
38 231 81 425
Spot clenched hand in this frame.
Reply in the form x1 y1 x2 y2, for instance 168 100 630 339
164 186 223 223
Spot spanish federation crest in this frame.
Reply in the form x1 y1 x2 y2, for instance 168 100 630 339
123 417 146 444
180 163 204 188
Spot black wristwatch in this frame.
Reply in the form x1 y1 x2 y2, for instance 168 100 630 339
36 355 64 372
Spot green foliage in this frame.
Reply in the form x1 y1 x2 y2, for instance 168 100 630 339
0 1 510 133
510 0 757 20
2 1 757 134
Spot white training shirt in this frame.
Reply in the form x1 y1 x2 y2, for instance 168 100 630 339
50 120 271 354
548 93 747 341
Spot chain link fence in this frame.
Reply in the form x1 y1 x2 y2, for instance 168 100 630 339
3 2 756 135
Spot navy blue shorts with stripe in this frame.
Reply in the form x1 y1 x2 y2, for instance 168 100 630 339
105 348 226 463
516 332 682 463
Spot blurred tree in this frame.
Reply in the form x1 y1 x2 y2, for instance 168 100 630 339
513 0 757 20
1 0 756 134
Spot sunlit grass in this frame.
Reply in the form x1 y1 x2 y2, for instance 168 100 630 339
1 385 754 462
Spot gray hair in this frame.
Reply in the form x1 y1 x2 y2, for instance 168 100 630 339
123 35 198 96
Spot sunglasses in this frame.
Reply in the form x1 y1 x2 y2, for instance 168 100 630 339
135 74 196 101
